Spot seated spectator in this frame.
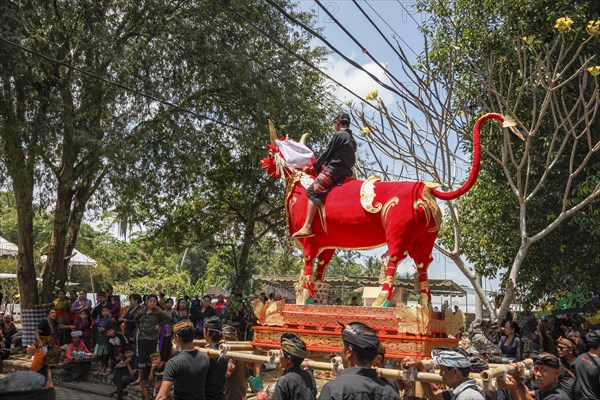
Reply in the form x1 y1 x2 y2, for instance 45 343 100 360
1 314 18 343
142 352 165 400
498 320 523 363
62 330 92 382
111 345 138 400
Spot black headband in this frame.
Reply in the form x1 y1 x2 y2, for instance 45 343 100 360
339 322 380 351
532 354 560 369
204 316 221 330
587 330 600 349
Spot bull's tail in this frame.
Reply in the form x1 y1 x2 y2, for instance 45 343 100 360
431 113 505 201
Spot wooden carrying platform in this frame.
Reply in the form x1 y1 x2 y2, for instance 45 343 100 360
251 303 458 359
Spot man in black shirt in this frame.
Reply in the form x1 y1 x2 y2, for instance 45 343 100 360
91 291 109 320
506 353 570 400
203 316 227 400
272 333 316 400
318 322 400 400
574 330 600 400
156 321 209 400
292 112 357 238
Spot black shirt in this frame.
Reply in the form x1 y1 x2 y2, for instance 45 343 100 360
91 301 108 321
163 349 210 400
272 366 317 400
557 359 576 397
535 386 570 400
193 306 217 327
36 319 54 337
574 352 600 400
204 344 227 400
318 367 401 400
313 128 356 178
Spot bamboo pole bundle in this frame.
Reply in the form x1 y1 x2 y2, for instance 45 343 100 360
194 346 499 388
480 359 533 381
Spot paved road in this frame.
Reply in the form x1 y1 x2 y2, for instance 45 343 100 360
55 386 114 399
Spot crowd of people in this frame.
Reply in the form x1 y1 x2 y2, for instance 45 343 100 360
20 288 253 399
1 286 599 400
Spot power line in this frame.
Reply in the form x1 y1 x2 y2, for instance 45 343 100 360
314 0 434 115
264 0 418 107
323 0 470 165
213 0 378 115
0 36 250 134
218 0 446 166
362 1 418 57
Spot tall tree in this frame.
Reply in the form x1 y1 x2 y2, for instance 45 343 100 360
350 0 600 318
1 0 335 304
419 0 600 317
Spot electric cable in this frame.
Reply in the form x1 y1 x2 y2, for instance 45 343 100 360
264 0 469 165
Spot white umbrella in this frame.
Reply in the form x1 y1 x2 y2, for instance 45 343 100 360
0 236 18 256
68 249 97 268
40 248 98 268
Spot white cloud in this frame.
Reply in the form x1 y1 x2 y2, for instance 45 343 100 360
321 56 397 107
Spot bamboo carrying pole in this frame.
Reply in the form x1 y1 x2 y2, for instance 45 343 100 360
218 343 255 352
194 346 498 387
402 359 531 371
480 359 533 381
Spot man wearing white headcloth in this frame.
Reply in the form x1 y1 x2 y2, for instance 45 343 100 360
62 330 93 382
405 350 484 400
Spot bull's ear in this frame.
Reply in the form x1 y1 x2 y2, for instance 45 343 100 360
268 119 277 144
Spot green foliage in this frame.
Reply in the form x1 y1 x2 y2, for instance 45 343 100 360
423 0 600 308
1 0 335 301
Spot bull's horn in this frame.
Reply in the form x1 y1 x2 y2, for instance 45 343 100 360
268 119 277 144
299 132 310 145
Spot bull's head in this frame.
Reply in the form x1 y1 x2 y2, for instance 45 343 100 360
259 120 283 178
259 142 282 178
259 120 311 178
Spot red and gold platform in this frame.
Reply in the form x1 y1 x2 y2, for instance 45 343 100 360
251 303 460 359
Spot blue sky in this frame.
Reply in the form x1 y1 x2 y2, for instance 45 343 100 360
293 1 503 302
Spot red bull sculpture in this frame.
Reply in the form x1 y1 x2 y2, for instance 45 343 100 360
260 113 511 307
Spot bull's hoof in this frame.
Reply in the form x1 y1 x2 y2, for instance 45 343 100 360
305 298 315 305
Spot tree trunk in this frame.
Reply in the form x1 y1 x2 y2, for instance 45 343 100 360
13 181 38 307
41 177 73 302
232 209 257 297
